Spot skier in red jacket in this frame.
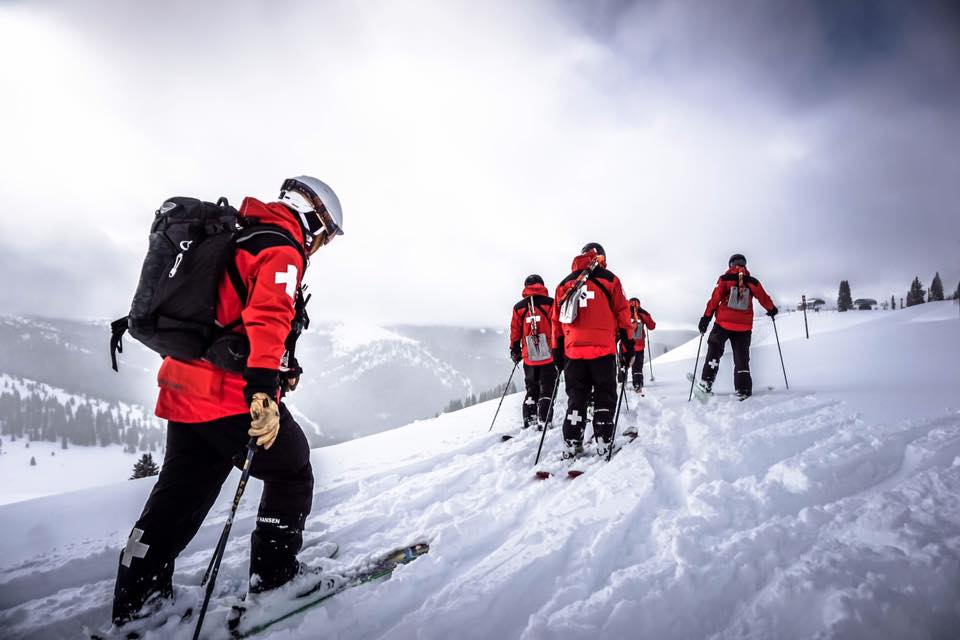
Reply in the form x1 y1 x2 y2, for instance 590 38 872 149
510 275 558 429
111 176 343 625
551 243 633 458
619 298 656 393
695 254 778 400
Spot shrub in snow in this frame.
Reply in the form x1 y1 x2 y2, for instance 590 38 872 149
130 453 160 480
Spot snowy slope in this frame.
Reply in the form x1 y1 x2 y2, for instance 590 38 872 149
0 302 958 639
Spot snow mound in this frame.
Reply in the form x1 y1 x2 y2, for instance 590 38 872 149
0 302 958 639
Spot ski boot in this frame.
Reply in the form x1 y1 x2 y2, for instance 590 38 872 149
736 390 751 402
561 440 584 460
595 437 616 459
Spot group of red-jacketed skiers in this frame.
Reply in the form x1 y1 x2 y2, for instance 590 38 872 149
105 179 778 636
509 243 777 460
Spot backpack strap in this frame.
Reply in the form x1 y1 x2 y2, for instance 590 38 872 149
226 224 307 306
587 275 615 311
220 224 308 335
109 317 128 372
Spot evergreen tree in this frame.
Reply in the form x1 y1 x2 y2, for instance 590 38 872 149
130 453 160 480
890 295 896 311
837 280 853 312
928 272 944 302
955 280 960 300
907 277 926 307
29 456 36 467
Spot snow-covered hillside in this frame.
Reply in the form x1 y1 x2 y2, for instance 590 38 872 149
0 302 957 639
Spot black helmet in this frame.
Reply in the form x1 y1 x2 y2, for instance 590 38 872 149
728 253 747 267
524 274 544 287
581 242 605 257
629 297 640 305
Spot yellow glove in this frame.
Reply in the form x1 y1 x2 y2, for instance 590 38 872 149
249 392 280 449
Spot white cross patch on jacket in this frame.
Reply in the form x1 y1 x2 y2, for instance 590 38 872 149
275 265 298 299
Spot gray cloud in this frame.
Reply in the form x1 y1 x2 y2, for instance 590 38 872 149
0 0 957 328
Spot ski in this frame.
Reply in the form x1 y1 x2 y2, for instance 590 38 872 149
567 443 624 478
87 541 339 640
227 543 430 638
685 373 712 404
86 606 194 640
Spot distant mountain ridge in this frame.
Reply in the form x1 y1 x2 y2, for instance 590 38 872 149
0 315 696 447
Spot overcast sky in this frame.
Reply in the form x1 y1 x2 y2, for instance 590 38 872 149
1 0 958 329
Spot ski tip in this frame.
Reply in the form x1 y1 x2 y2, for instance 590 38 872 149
534 470 552 480
567 470 585 479
500 435 514 442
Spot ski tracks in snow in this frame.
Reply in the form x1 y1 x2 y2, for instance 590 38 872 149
2 388 960 639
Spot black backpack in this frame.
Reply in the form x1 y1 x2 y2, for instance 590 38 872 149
110 196 304 372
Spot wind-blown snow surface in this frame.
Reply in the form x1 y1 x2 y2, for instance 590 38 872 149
1 302 958 639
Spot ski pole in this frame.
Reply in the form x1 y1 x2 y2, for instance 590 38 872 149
193 437 257 640
771 315 789 390
618 354 630 412
488 361 520 433
608 358 631 461
688 332 705 402
534 370 563 466
646 329 655 382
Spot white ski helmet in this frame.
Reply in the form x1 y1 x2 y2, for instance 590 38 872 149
279 175 344 247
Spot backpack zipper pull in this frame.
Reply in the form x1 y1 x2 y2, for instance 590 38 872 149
169 253 184 277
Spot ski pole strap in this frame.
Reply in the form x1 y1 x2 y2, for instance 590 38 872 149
109 317 128 372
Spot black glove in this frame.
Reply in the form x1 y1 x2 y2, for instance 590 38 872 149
616 364 625 384
698 316 711 334
767 306 779 318
618 329 635 355
280 357 303 393
552 338 566 372
509 341 522 364
243 367 279 406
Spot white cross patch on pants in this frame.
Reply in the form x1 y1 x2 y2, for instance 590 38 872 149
121 528 150 567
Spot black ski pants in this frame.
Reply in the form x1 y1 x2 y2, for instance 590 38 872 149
562 354 617 444
619 349 646 389
522 362 558 427
701 325 753 395
112 404 313 624
631 350 646 389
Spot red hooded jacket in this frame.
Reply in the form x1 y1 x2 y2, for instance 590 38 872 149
551 252 632 360
509 283 555 366
703 266 775 332
155 197 307 423
627 302 656 351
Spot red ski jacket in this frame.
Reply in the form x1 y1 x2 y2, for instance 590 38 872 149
703 266 775 332
155 197 307 423
509 283 556 366
551 252 632 360
627 303 656 351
